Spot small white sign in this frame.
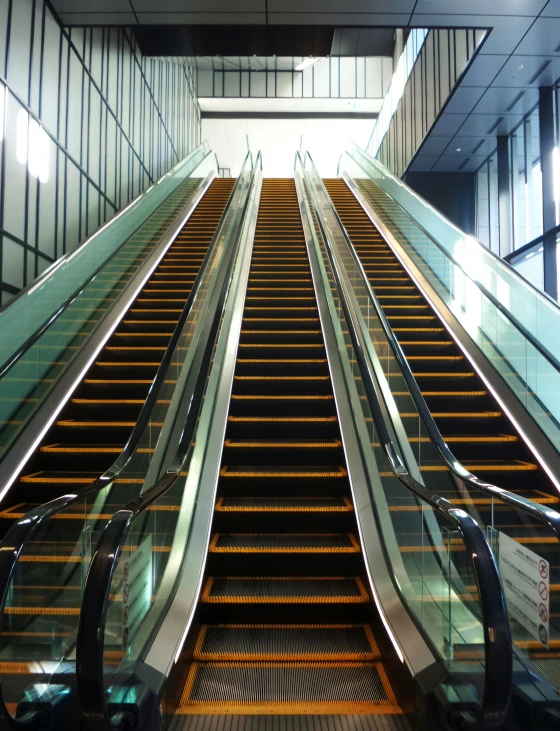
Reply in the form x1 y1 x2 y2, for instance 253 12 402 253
122 534 153 648
498 531 549 648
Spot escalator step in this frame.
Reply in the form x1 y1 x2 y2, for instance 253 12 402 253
215 497 352 512
201 577 369 603
180 661 397 710
209 534 360 553
220 465 346 478
193 624 380 661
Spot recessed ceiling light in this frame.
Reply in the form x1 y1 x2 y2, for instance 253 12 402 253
294 57 324 72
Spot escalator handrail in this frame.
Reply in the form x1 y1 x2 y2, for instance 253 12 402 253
307 152 560 542
0 152 253 731
342 148 560 378
298 153 512 729
75 152 261 731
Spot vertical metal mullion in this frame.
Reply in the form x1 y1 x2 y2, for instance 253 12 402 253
34 0 46 276
22 0 38 286
0 0 14 294
53 25 63 261
80 30 86 240
539 86 558 297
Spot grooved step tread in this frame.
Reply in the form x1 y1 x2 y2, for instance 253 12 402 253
193 624 380 661
209 534 360 553
179 662 398 712
224 439 341 449
220 466 347 478
202 577 369 603
215 497 353 512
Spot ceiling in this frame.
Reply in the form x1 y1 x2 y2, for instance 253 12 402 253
51 1 560 174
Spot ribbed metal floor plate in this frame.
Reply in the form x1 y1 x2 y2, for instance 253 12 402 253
171 714 410 730
203 578 368 603
181 662 396 709
195 625 380 661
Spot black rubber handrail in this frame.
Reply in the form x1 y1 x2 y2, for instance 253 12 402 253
345 146 560 370
298 154 512 728
0 151 253 731
310 152 560 543
75 152 261 731
0 147 213 384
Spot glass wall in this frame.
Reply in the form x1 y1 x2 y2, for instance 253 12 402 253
0 0 200 306
475 87 559 296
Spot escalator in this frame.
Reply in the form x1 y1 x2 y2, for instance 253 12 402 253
325 178 557 500
324 178 560 699
177 179 402 715
0 178 235 709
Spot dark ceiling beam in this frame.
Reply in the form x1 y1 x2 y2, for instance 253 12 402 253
133 25 335 58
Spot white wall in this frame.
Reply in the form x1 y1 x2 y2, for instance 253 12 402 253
202 117 374 177
197 57 393 101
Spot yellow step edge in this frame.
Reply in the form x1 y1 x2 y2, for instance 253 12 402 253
220 465 347 478
230 395 333 400
201 576 369 604
235 375 329 380
193 623 380 662
214 496 353 512
209 533 360 554
236 358 327 364
227 415 336 423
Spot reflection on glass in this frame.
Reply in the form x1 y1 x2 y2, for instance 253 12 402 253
339 144 560 455
0 142 215 463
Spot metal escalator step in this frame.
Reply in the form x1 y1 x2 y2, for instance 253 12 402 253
399 411 500 419
227 416 336 423
223 438 340 447
230 395 332 401
202 577 369 603
215 497 352 512
416 460 537 472
234 375 328 380
220 465 346 478
209 534 360 553
84 379 177 384
412 372 474 377
238 343 324 348
410 435 518 444
240 329 320 334
194 624 380 661
180 661 397 710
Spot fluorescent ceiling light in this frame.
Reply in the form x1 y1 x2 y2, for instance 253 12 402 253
294 57 323 72
16 109 28 164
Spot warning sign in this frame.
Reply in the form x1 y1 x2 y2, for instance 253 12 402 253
121 534 153 648
498 532 549 648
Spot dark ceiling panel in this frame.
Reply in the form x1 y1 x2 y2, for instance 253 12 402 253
133 24 335 56
331 27 395 56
